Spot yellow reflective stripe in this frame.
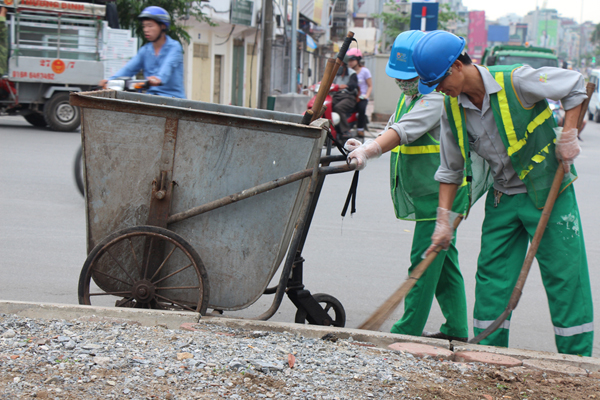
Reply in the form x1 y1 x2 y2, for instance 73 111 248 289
527 106 553 134
507 106 553 156
449 98 466 161
449 98 469 187
395 96 406 122
519 141 553 180
399 145 440 154
495 72 519 149
391 146 400 153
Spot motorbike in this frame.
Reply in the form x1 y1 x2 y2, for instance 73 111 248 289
306 82 341 140
306 82 368 142
74 79 152 196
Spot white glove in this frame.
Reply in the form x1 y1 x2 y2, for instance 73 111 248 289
425 208 456 256
555 128 580 173
344 138 363 152
345 139 382 171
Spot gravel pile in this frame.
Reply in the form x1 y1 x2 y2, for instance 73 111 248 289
2 313 599 399
0 313 480 399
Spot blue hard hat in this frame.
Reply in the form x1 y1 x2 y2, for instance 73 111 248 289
138 6 171 29
412 30 466 94
386 30 425 80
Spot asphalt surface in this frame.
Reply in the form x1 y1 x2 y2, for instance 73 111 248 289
1 114 599 356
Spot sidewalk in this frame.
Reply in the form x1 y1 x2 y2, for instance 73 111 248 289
1 301 599 399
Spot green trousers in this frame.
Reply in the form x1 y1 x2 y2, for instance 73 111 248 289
474 186 593 356
390 220 469 338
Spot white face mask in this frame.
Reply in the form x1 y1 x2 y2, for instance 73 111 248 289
395 79 420 97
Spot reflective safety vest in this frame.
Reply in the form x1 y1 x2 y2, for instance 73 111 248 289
444 64 577 209
390 93 469 220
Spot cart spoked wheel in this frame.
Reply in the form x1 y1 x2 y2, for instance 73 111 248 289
294 293 346 327
78 225 209 315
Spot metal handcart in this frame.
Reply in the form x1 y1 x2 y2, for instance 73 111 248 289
72 90 355 327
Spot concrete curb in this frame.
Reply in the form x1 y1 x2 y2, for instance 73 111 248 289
0 300 200 330
1 300 598 376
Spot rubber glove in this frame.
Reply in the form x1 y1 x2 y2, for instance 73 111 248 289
555 128 580 173
344 139 382 171
344 138 362 152
425 207 456 256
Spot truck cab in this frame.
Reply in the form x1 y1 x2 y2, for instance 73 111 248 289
2 0 136 131
481 45 559 69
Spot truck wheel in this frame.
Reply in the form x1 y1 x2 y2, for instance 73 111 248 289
44 92 80 131
23 112 47 127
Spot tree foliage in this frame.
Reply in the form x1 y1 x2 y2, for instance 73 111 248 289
437 3 463 31
373 1 463 50
372 2 410 47
115 0 213 45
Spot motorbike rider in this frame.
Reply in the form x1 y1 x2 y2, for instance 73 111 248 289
346 48 372 139
344 31 470 341
331 58 359 141
99 6 185 99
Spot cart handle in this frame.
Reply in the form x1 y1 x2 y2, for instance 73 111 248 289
167 162 356 225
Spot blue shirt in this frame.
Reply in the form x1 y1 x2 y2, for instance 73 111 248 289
109 36 186 99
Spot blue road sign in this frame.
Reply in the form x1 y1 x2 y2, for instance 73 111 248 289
409 2 439 32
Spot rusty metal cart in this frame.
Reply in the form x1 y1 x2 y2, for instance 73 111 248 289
72 90 354 327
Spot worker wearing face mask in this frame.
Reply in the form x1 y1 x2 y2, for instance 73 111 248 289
345 31 470 341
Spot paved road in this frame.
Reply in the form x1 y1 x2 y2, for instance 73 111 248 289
1 115 599 356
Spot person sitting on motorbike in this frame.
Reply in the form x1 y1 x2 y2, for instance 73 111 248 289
99 6 185 99
331 59 359 141
346 48 372 139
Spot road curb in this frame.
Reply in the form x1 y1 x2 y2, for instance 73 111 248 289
1 300 598 376
0 300 200 330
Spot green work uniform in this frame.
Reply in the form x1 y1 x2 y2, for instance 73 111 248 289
388 93 469 339
444 65 593 356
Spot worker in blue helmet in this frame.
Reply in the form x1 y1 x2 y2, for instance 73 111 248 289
345 30 470 342
413 30 592 356
99 6 185 98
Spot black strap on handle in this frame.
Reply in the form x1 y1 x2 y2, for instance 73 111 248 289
327 130 348 156
341 170 359 217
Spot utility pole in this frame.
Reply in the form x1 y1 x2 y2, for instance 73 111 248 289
259 0 274 109
290 0 298 93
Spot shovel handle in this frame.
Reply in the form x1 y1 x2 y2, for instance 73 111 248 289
303 32 355 124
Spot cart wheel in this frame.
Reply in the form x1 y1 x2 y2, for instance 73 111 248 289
294 293 346 327
73 145 84 196
78 225 209 315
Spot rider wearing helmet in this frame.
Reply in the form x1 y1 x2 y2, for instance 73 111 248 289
414 31 592 356
345 31 470 342
99 6 185 98
346 48 372 139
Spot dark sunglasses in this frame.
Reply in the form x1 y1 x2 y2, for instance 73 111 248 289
422 67 452 87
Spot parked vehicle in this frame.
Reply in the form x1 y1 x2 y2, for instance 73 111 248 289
587 69 600 122
3 1 136 131
481 45 559 69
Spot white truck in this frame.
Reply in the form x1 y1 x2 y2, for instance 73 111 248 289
2 0 136 131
